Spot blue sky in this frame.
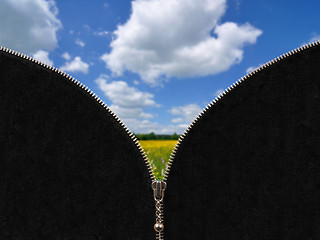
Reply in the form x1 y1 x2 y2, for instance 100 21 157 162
1 0 319 134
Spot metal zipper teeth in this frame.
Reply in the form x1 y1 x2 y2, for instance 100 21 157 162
163 39 320 182
0 46 156 182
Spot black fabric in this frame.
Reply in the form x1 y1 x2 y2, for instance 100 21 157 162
2 45 320 240
0 51 154 240
165 44 320 239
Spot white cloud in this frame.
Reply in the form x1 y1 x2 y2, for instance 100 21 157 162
94 31 109 37
101 0 262 86
83 24 91 30
33 50 54 66
108 105 154 119
309 33 320 43
246 63 263 73
75 39 85 47
95 74 159 120
60 56 89 74
169 104 202 124
103 3 109 8
301 33 320 47
94 76 192 134
62 52 71 60
214 88 224 97
0 0 62 54
123 118 187 134
246 66 256 73
133 80 139 85
171 117 184 123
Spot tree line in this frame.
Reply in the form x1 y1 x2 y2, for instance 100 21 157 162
134 132 180 140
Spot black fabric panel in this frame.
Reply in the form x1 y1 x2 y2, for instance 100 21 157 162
165 45 320 239
0 51 154 240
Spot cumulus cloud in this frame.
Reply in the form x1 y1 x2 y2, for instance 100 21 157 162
309 33 320 43
0 0 62 54
213 88 224 97
94 76 195 134
123 118 187 134
101 0 262 86
300 33 320 47
94 31 109 37
95 74 159 120
246 66 256 73
33 50 54 66
169 104 202 124
60 56 89 74
75 39 85 47
83 24 91 30
246 63 263 73
62 52 71 60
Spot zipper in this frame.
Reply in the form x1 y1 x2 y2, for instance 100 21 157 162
158 39 319 239
0 45 158 238
151 180 167 240
2 39 319 239
0 46 155 179
163 40 320 183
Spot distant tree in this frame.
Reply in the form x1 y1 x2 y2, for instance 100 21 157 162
171 132 179 140
148 132 156 140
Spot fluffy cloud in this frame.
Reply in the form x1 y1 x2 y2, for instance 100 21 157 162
75 39 85 47
60 56 89 74
101 0 262 86
33 50 54 66
169 104 202 124
300 33 320 47
246 63 263 73
95 74 159 120
0 0 62 54
95 75 198 134
213 88 224 97
309 33 320 43
123 118 187 134
246 66 256 73
94 31 109 37
62 52 71 60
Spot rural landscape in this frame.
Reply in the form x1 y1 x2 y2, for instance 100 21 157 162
135 133 179 180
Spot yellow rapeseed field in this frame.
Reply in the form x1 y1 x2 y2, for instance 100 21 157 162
139 140 178 180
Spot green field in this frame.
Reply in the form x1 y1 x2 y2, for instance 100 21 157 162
139 140 178 180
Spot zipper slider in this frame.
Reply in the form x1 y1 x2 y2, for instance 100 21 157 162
152 180 167 201
151 180 167 239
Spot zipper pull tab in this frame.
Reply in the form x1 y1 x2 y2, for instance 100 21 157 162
151 180 167 239
152 180 167 201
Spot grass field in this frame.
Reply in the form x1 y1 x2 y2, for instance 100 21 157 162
139 140 178 180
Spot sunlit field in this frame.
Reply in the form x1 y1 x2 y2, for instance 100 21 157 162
140 140 178 180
